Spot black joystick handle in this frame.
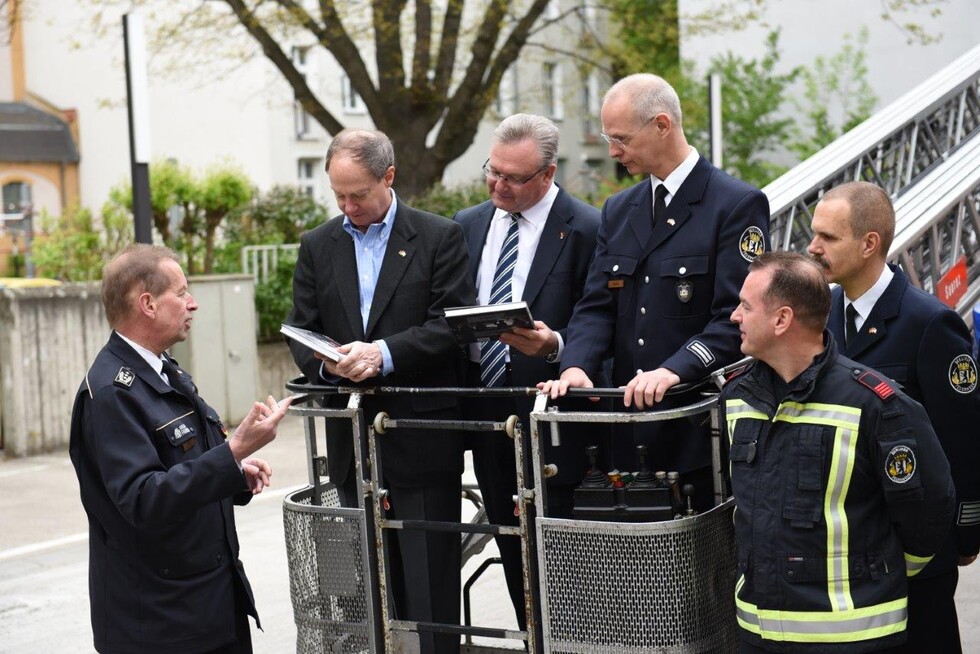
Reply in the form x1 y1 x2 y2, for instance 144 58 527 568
683 484 697 516
580 445 610 488
632 445 656 486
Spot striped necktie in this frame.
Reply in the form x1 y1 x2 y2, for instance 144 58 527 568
480 213 521 387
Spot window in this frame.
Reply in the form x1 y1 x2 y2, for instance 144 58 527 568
544 63 563 120
2 182 31 216
495 67 518 116
292 46 314 138
581 70 600 142
297 158 319 197
342 75 366 114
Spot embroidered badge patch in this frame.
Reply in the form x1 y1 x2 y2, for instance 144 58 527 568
173 423 192 442
856 370 895 400
949 354 978 394
739 226 766 262
114 367 135 387
885 445 916 484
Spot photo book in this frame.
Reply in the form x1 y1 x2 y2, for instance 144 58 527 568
444 301 534 344
280 324 345 362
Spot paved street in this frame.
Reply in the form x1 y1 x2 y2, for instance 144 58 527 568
1 412 977 652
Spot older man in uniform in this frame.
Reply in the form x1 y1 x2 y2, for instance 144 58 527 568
69 244 292 653
808 181 980 653
543 73 770 508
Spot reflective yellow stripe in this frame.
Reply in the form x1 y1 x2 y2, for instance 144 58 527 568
904 552 933 577
775 402 862 612
736 592 907 643
725 399 769 422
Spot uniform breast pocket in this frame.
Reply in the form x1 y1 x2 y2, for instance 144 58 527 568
596 254 638 317
728 419 762 499
155 410 200 463
659 255 710 319
783 425 826 528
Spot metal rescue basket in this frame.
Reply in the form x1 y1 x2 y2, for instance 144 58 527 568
281 375 739 653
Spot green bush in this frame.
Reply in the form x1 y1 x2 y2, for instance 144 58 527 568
254 255 298 342
406 180 488 218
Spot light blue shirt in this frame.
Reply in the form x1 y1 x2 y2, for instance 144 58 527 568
340 192 397 375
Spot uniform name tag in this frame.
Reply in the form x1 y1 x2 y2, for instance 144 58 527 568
607 279 624 289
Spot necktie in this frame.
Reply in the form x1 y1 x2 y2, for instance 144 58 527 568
162 357 194 395
480 213 521 387
653 183 668 226
845 303 858 345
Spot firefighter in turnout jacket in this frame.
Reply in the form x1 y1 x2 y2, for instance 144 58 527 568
722 252 954 653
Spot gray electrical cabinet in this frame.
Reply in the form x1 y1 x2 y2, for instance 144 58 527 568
170 274 258 426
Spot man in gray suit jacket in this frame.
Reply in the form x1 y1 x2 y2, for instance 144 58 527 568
287 129 474 654
454 114 602 629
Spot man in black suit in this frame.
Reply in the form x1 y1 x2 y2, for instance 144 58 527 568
69 244 292 653
453 113 601 628
542 74 770 508
808 181 980 653
286 129 474 654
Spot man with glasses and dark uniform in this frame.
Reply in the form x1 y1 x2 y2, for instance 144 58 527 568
453 113 602 630
541 74 770 511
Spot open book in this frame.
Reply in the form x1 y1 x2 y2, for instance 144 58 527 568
280 324 345 362
443 301 534 344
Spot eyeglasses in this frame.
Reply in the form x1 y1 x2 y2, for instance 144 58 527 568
600 115 655 148
482 159 548 186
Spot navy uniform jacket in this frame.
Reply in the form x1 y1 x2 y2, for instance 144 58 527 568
287 203 475 488
722 334 955 652
69 332 255 654
455 188 604 485
830 265 980 576
562 155 770 473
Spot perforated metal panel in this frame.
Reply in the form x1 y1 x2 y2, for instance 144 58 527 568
284 486 373 653
537 499 737 654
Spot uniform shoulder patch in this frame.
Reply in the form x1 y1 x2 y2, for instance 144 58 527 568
949 354 978 394
114 367 135 388
885 445 916 484
854 369 895 401
739 225 766 262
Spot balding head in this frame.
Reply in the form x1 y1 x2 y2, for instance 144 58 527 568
820 182 895 258
604 73 683 129
749 251 831 334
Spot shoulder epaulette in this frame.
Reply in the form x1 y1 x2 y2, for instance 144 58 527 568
853 368 895 401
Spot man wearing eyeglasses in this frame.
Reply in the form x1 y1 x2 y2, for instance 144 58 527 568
453 113 602 629
541 74 770 510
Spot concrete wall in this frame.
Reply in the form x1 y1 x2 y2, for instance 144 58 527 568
0 282 107 456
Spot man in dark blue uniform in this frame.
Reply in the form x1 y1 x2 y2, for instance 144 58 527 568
542 73 770 506
454 113 602 628
69 244 292 654
808 181 980 653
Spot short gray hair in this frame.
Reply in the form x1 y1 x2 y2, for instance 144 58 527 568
493 113 560 167
325 129 395 179
604 73 683 128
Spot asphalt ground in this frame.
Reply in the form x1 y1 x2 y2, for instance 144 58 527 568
0 413 976 652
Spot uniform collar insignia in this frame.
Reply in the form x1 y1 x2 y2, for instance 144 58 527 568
114 367 135 387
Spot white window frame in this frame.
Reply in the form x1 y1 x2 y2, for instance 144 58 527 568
544 62 563 120
297 158 318 198
342 74 366 115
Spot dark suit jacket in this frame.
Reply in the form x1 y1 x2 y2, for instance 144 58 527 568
287 202 475 487
454 188 603 484
830 265 980 576
69 332 254 653
562 156 770 473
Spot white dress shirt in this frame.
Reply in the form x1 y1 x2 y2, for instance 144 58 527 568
845 265 895 334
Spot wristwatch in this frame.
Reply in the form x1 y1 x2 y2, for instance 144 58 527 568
545 344 560 364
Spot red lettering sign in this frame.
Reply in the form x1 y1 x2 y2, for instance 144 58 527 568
936 256 968 308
